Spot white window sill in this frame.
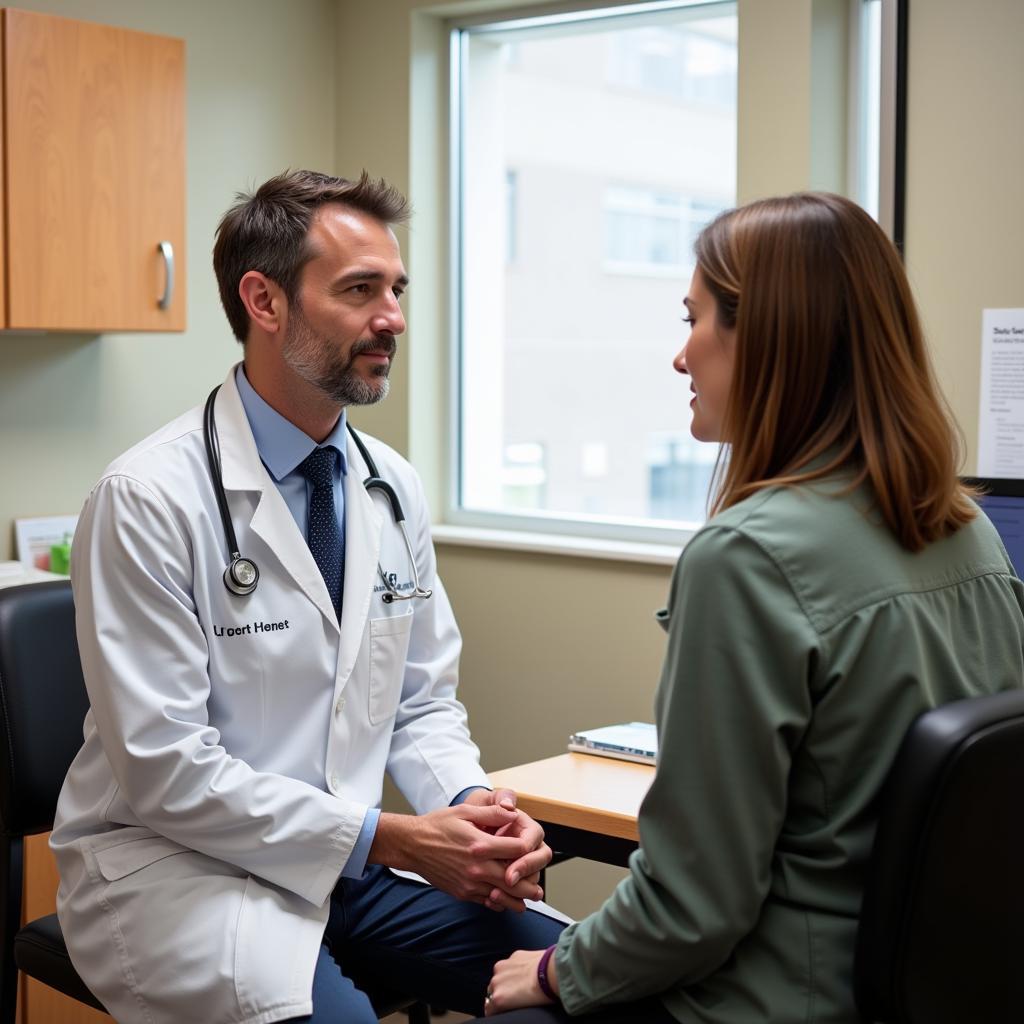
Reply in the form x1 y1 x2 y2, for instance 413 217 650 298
431 523 686 567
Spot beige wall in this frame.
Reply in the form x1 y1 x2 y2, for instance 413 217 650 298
737 0 814 201
903 0 1024 462
0 0 337 560
1 0 1021 918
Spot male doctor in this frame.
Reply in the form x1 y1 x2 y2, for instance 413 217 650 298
51 169 563 1024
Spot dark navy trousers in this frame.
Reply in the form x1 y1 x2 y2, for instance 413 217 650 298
284 864 565 1022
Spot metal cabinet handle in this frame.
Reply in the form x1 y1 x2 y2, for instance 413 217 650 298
157 240 175 311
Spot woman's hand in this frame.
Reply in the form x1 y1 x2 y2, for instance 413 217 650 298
484 948 558 1016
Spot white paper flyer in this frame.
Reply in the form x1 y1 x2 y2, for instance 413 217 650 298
977 308 1024 477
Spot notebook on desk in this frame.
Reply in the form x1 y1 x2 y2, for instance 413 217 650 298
568 721 657 765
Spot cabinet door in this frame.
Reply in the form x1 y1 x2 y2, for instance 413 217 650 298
4 9 185 331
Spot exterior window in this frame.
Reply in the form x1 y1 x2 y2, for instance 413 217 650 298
605 187 724 276
854 0 883 220
607 23 737 107
452 2 737 540
647 434 717 523
501 442 546 510
506 169 519 263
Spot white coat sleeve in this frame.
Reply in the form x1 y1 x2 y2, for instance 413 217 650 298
71 473 365 906
383 467 490 812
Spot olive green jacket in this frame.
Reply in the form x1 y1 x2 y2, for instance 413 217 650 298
555 479 1024 1023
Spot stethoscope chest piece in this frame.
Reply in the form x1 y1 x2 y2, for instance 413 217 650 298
224 556 259 596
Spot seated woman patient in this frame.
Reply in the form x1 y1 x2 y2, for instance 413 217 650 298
477 192 1024 1023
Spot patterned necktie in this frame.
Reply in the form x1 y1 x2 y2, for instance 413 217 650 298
298 446 343 619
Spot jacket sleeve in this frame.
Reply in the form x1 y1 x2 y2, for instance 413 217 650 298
555 525 821 1013
383 461 490 812
71 473 364 906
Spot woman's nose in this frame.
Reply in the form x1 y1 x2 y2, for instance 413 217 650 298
673 347 689 375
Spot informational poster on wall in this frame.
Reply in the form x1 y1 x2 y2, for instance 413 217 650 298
977 308 1024 477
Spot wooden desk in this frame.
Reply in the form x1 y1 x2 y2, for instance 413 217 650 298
489 753 654 867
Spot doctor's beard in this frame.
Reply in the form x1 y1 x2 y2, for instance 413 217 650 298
282 307 395 407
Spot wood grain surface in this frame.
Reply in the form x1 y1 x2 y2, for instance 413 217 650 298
489 752 653 842
4 9 185 331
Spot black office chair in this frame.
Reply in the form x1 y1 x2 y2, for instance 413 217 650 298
854 688 1024 1024
0 581 428 1023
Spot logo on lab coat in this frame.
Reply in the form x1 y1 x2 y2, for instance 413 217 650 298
373 572 414 594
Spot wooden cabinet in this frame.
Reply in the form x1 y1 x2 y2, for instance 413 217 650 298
1 8 185 332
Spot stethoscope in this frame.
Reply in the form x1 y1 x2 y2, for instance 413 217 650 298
203 386 432 605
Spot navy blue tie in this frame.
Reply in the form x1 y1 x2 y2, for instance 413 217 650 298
298 446 343 619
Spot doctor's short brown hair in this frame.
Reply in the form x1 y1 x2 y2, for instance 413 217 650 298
696 191 975 552
213 169 411 343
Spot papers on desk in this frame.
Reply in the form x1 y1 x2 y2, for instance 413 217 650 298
568 721 657 765
0 561 62 589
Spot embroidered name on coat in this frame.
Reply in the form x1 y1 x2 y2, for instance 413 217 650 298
213 620 290 637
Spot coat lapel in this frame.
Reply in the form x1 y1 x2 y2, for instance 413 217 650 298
338 431 385 668
215 367 341 634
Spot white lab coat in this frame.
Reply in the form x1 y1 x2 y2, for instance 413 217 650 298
50 367 490 1024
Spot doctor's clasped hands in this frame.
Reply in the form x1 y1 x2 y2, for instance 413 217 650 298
372 788 551 913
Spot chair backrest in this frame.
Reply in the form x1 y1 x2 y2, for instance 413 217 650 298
0 581 88 838
854 688 1024 1023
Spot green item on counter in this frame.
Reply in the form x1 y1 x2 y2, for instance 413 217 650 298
50 533 72 575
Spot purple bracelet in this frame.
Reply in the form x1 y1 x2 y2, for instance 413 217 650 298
537 944 559 1002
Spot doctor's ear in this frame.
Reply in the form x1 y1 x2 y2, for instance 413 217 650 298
238 271 287 337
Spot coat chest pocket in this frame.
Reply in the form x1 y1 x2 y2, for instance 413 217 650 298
368 611 414 724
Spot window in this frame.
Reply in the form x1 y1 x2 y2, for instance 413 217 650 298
605 187 724 276
451 1 737 542
647 433 717 523
853 0 883 220
607 21 737 107
848 0 905 245
506 169 519 263
501 441 545 510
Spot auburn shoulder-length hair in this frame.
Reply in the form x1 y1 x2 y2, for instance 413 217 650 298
696 191 974 552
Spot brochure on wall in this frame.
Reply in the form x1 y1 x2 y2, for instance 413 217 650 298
977 308 1024 477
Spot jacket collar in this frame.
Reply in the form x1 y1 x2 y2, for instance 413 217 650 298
214 365 268 495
